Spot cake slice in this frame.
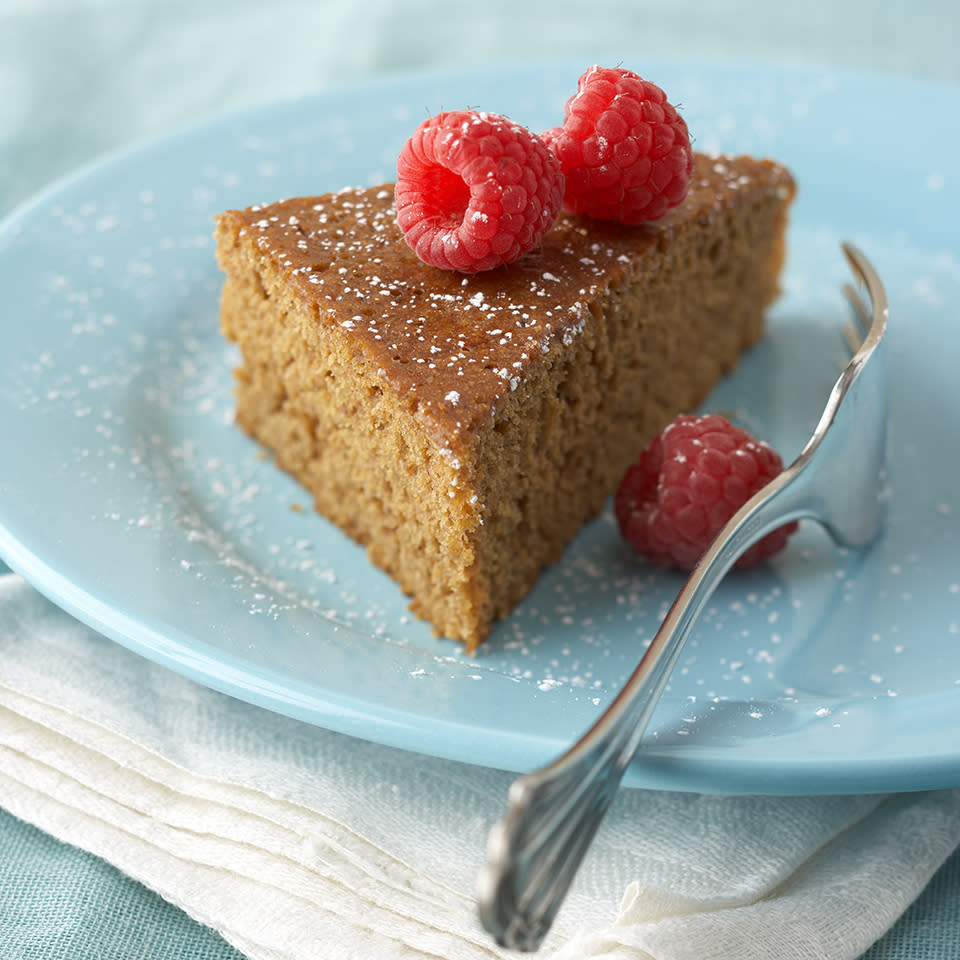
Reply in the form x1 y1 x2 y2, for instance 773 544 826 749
214 153 795 651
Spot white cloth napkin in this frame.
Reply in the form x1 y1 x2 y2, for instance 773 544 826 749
2 573 959 960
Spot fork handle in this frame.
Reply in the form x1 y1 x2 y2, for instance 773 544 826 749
477 488 802 952
479 242 887 952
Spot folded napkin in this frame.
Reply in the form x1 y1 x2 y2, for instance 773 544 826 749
2 571 959 960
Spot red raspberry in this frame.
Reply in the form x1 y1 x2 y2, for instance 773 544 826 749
395 110 564 273
543 65 693 224
615 414 797 570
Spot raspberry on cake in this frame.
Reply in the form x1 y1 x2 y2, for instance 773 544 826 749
395 110 564 273
214 153 795 651
543 65 693 224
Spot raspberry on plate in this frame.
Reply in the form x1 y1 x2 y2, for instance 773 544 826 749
615 414 798 569
543 65 693 224
395 109 565 273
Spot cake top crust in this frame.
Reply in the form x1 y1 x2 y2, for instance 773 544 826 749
216 153 793 450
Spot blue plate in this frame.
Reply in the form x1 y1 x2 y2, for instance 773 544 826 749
1 60 958 795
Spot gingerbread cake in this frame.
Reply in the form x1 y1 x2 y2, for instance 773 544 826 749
214 152 795 651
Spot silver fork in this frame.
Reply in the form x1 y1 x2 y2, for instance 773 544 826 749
476 243 889 952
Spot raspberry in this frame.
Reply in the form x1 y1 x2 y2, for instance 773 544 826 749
543 65 693 224
395 109 564 273
615 414 797 570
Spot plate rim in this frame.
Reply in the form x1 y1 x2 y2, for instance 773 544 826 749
2 57 960 795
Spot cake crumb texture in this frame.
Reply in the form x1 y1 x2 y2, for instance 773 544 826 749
214 153 795 651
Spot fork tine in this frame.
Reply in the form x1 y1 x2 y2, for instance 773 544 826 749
842 283 871 353
842 242 888 352
844 282 872 332
839 243 887 375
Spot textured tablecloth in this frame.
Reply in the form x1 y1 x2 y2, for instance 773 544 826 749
3 2 960 958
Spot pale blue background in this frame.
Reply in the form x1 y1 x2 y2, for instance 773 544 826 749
2 0 959 956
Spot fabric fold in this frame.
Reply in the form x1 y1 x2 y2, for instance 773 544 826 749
2 574 960 960
554 791 960 960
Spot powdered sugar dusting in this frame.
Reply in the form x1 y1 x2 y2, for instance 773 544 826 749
3 71 960 785
7 206 960 738
226 155 775 447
